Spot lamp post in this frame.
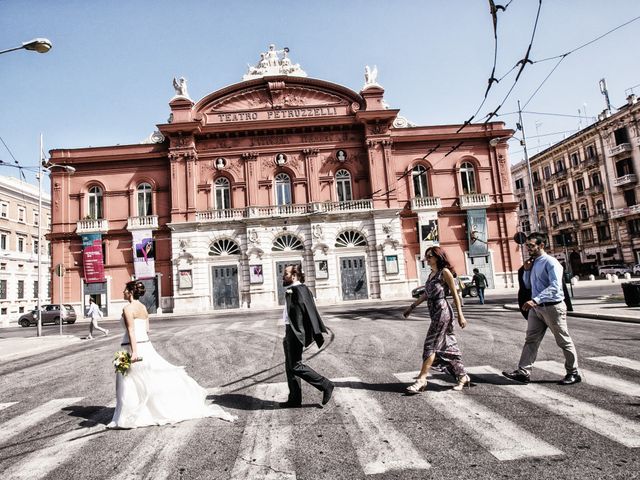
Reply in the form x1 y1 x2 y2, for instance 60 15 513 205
0 38 52 56
36 135 75 336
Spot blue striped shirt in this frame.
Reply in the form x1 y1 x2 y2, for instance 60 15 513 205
523 253 564 304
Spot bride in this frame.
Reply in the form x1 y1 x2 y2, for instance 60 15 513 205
108 280 237 429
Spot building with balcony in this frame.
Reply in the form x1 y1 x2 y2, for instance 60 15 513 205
511 91 640 273
0 176 51 326
48 47 518 315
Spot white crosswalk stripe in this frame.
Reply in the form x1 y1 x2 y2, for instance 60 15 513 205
468 366 640 448
589 355 640 373
535 360 640 397
0 397 83 445
0 402 17 412
394 371 563 461
334 376 431 475
230 382 295 480
225 322 244 330
3 402 114 480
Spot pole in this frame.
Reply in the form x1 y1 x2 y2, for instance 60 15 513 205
518 100 539 232
36 134 43 337
59 272 63 336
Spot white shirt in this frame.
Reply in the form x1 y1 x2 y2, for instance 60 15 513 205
87 303 102 319
281 281 301 325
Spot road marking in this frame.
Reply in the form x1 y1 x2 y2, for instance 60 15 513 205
589 356 640 373
230 382 295 480
3 402 114 480
0 402 17 412
469 366 640 448
334 376 431 475
250 320 266 328
225 321 244 330
0 397 83 445
535 360 640 397
394 371 562 461
323 316 342 322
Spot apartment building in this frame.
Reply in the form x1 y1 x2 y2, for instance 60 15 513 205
511 93 640 274
0 176 51 326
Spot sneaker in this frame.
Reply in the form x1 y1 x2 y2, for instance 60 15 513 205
87 335 93 340
502 369 530 384
104 329 109 336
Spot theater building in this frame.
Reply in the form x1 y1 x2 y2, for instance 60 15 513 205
48 47 519 315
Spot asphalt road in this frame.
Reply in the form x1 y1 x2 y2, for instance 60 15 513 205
1 286 639 479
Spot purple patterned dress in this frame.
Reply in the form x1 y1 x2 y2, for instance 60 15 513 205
421 270 467 378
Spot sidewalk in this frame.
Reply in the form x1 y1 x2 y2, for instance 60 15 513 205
0 335 83 363
503 299 640 324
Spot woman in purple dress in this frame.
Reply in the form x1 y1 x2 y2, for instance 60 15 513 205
403 246 470 393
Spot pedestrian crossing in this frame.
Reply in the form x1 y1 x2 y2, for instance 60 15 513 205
1 356 639 479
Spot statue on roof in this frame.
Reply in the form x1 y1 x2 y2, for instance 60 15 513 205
363 65 381 89
172 77 191 100
243 45 307 80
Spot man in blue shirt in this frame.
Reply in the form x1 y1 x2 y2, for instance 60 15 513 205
503 233 581 385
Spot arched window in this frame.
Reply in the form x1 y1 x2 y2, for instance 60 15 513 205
214 178 231 210
564 209 572 221
539 217 547 229
137 183 153 216
335 230 367 247
579 204 588 220
551 212 558 227
275 173 292 206
460 162 477 195
336 170 353 202
209 238 240 256
596 200 606 214
88 186 103 219
412 165 429 197
272 234 303 251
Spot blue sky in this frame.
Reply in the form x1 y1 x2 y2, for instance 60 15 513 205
1 1 639 188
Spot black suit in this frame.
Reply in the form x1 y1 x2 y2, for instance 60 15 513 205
283 283 331 404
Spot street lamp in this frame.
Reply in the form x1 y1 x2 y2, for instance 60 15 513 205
36 136 74 336
0 38 52 56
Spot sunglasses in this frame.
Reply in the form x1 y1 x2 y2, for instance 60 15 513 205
425 254 435 259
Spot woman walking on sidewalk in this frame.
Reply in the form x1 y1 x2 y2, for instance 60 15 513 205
403 246 470 393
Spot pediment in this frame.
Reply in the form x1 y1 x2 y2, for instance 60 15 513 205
207 86 348 112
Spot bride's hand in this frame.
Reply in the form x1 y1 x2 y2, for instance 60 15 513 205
131 354 142 363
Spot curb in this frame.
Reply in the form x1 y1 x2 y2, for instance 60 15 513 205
502 304 640 324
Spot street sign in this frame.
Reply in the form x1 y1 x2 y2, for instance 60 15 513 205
55 263 66 277
513 232 527 245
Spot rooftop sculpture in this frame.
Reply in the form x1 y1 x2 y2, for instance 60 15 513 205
243 44 307 80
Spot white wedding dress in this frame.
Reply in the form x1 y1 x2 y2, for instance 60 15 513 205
107 317 236 429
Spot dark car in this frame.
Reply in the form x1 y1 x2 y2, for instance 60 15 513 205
18 304 77 328
411 275 477 299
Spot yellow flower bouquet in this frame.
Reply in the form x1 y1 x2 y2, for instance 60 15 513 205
113 350 133 375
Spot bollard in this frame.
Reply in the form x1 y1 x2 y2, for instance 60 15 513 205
624 272 631 280
606 274 612 281
571 277 578 285
611 275 618 283
588 274 595 281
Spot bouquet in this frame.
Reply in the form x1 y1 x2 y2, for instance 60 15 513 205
113 350 134 375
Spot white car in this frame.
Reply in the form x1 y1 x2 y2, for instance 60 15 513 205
597 264 631 277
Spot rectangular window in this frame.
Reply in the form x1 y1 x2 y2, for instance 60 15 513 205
33 212 39 226
624 189 637 207
19 306 24 313
0 279 6 299
585 145 596 160
628 219 640 236
0 202 7 218
614 127 629 145
597 224 611 241
17 280 24 299
33 239 39 254
33 280 38 298
559 184 569 198
17 237 24 252
532 171 540 183
591 172 601 186
546 190 555 202
570 153 579 166
1 308 6 315
535 194 543 207
515 178 524 189
0 263 6 270
575 178 585 193
18 207 25 223
555 160 565 172
543 165 552 180
0 233 6 250
581 229 593 242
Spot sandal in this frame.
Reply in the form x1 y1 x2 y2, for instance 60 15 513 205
406 378 428 394
452 374 471 391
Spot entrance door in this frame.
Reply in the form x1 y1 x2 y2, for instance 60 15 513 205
340 256 368 301
138 278 158 314
276 260 302 305
212 265 239 310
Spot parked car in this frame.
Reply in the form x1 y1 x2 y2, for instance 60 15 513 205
633 264 640 275
18 304 77 328
411 275 477 299
597 265 632 277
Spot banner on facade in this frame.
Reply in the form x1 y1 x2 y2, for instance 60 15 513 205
132 229 156 279
82 233 105 283
467 209 489 257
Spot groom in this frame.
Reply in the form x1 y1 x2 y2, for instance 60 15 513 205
279 264 334 408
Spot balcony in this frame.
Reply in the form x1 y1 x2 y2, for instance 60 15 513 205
587 184 604 195
127 215 159 231
609 204 640 219
585 154 600 167
411 196 442 211
558 220 578 229
556 169 568 180
195 200 374 222
76 218 109 234
592 211 608 223
609 143 632 157
518 208 529 217
459 193 491 210
613 174 638 187
532 180 542 190
556 194 572 205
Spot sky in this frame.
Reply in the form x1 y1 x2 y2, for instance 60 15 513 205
1 0 639 190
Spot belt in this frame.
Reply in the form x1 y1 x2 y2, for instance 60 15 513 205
538 301 562 307
120 340 149 346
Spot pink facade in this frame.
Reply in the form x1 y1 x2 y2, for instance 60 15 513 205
48 73 518 315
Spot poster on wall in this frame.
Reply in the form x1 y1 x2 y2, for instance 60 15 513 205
132 229 156 279
315 260 329 279
384 255 399 274
82 233 105 283
467 209 489 257
178 269 193 289
250 264 264 284
421 219 439 244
